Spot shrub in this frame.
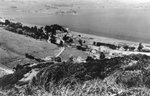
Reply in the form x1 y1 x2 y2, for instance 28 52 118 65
1 54 150 95
116 71 143 88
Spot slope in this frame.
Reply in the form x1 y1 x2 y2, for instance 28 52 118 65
0 27 57 68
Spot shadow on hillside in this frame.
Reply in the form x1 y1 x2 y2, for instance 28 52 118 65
1 54 150 92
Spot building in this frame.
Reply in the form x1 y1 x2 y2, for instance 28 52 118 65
0 18 5 23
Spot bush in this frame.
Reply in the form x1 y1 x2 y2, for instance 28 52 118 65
116 71 143 88
1 54 150 95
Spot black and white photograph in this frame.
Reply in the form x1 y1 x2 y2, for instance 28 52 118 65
1 0 150 95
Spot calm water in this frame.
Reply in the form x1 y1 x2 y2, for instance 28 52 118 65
2 8 150 43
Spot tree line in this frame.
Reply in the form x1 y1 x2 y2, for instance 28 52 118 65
1 19 68 41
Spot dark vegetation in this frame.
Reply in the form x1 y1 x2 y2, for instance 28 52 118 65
138 43 143 52
76 45 88 51
25 53 45 62
93 41 118 50
1 54 150 95
1 19 68 42
93 41 150 53
93 41 134 51
62 34 73 44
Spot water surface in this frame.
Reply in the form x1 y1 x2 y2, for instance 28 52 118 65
2 8 150 43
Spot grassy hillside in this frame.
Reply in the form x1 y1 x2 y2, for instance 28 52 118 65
1 54 150 96
0 27 57 68
59 47 88 61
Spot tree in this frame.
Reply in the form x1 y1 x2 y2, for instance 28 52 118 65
16 28 23 34
86 56 94 62
14 22 22 28
45 25 51 33
32 26 38 38
129 47 135 51
44 24 68 40
44 25 51 40
78 39 83 46
123 45 129 51
51 24 67 33
5 19 10 25
23 26 30 31
36 27 44 39
59 40 64 47
50 35 56 43
63 35 69 41
138 43 143 52
100 52 105 60
33 26 38 32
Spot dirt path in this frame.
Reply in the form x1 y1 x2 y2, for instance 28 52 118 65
55 47 65 57
0 67 14 74
0 63 14 78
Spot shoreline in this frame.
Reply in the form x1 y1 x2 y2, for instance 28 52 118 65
71 31 150 47
17 23 150 46
20 22 150 45
2 17 150 46
21 23 150 46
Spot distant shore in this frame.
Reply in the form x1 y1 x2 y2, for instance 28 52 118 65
2 17 150 47
19 21 150 46
71 30 150 47
1 0 150 44
2 13 150 44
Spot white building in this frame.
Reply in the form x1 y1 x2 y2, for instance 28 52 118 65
0 18 5 23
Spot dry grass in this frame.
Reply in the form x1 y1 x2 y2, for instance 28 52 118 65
1 54 150 95
0 27 88 68
4 79 150 96
0 27 58 68
59 47 88 61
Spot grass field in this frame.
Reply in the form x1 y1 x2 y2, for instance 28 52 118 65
0 27 58 68
0 27 88 68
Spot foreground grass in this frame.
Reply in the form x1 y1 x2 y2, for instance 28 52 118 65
3 78 150 96
1 79 119 96
1 54 150 96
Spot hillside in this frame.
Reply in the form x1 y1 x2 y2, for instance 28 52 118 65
1 0 150 95
1 21 150 95
1 54 150 96
0 27 58 68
